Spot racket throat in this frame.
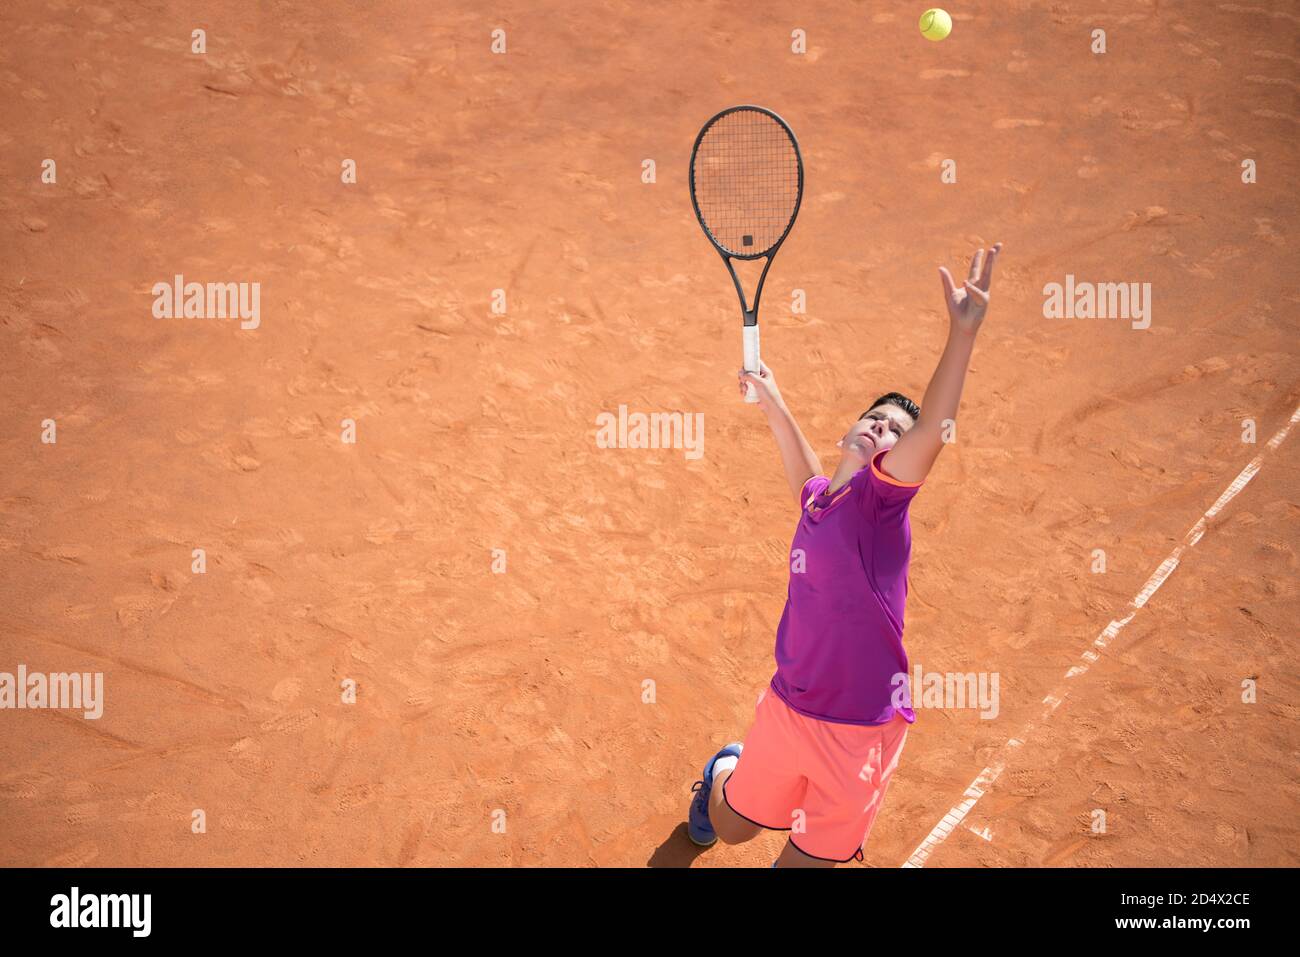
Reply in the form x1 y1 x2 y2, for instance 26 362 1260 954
726 254 774 324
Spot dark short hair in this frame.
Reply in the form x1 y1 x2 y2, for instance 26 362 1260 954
862 392 920 423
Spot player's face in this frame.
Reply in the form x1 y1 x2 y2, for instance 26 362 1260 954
839 404 915 463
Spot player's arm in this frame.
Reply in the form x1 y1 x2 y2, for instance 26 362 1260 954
883 243 1001 486
739 361 822 502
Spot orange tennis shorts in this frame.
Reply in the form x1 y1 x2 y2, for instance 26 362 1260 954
722 685 909 862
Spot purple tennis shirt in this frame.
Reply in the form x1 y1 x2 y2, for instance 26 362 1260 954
769 448 922 726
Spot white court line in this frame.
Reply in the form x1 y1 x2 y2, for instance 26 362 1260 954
901 405 1300 869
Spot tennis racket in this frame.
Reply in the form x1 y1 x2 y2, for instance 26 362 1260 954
689 105 804 402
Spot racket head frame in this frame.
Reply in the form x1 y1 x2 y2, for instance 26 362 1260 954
688 104 805 328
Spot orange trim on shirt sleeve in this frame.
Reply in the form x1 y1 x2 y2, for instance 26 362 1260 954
801 476 824 510
871 451 924 488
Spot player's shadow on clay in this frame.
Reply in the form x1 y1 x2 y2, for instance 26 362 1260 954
646 824 710 867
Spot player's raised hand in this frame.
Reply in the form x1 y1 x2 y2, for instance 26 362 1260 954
738 360 782 409
939 242 1001 336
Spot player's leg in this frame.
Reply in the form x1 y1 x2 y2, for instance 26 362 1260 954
708 765 762 844
688 744 761 847
687 688 805 850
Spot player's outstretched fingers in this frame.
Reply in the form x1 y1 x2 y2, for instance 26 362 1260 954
939 265 957 299
978 242 1002 291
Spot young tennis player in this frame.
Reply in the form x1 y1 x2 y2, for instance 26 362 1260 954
688 243 1002 867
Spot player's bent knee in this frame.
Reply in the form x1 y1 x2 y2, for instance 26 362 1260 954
711 798 762 845
716 817 762 845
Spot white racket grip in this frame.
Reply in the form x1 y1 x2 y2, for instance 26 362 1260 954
742 325 761 403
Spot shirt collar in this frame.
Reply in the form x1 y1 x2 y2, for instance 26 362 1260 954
805 476 856 520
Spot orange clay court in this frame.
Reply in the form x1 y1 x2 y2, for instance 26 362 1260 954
1 1 1297 867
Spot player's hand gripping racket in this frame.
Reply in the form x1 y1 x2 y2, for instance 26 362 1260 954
689 105 804 402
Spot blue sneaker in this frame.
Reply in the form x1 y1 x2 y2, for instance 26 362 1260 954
687 742 743 847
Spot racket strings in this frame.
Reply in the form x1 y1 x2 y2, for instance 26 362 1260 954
692 109 800 257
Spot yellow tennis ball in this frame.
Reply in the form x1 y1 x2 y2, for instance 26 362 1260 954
919 8 952 41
